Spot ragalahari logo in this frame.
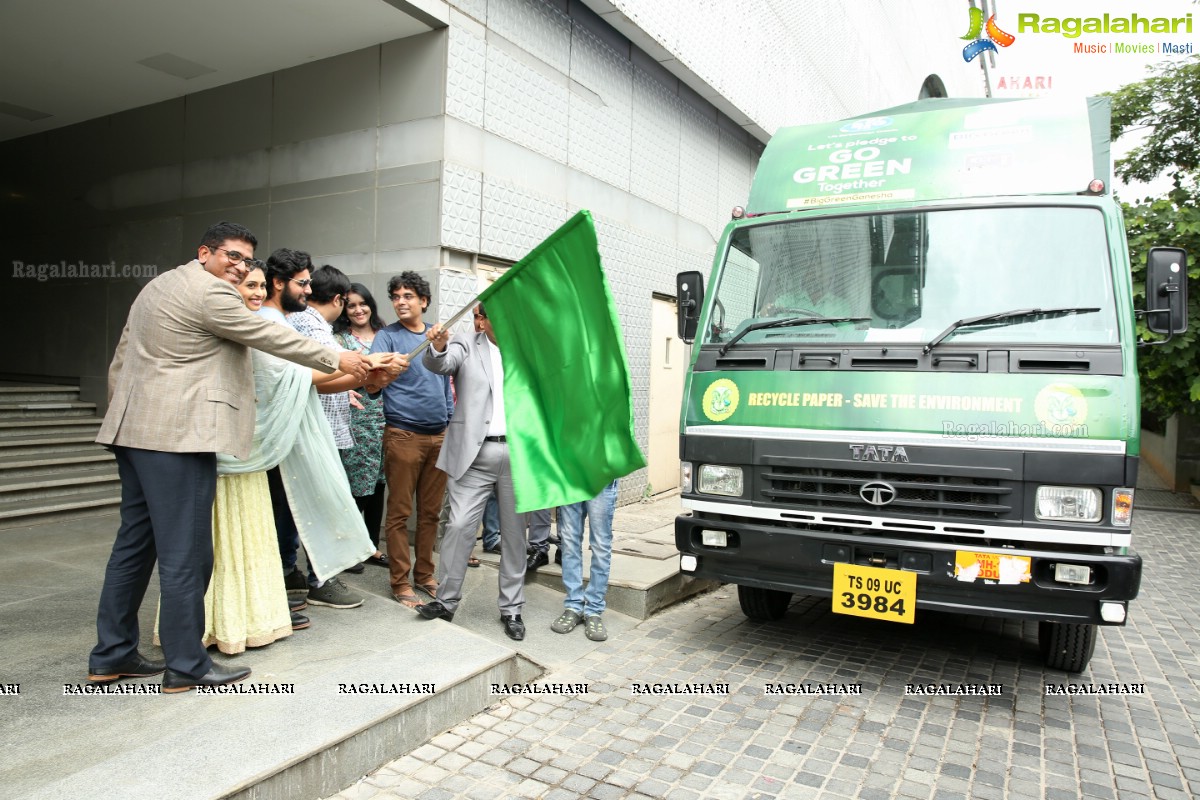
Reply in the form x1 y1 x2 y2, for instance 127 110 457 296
961 6 1016 62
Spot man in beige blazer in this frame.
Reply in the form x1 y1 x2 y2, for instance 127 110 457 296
88 221 370 693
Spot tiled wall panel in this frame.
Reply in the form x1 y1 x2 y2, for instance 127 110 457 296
441 163 483 251
446 25 487 127
483 44 569 161
629 69 681 213
480 176 569 261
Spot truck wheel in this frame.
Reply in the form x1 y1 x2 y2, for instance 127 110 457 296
738 585 792 620
1038 621 1097 673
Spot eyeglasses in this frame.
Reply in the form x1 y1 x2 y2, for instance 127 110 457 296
212 247 263 269
290 278 313 287
390 291 419 302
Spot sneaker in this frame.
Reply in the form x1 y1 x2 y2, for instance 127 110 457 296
583 614 607 642
551 609 582 634
306 577 363 609
284 568 309 596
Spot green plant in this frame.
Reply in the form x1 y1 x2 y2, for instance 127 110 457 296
1106 55 1200 420
1122 187 1200 418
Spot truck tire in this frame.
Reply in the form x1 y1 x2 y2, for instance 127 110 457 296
738 585 792 620
1038 621 1097 673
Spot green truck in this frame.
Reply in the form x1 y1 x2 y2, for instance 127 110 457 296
674 97 1188 673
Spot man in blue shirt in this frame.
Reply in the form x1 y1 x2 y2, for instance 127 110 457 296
370 271 455 607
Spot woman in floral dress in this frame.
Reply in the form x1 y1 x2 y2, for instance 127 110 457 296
334 283 389 568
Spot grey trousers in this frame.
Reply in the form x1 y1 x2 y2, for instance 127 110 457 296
526 507 553 553
437 441 527 616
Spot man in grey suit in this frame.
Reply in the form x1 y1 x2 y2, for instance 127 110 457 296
89 221 371 692
414 304 529 640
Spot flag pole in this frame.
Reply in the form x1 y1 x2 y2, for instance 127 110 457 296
404 297 482 360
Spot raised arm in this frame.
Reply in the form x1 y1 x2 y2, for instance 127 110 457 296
201 282 368 379
422 324 468 375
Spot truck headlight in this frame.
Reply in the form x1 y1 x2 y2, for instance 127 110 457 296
1035 486 1102 523
698 465 743 497
680 461 693 494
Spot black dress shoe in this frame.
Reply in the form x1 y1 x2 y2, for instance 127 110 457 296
483 544 501 555
553 548 562 565
526 550 549 573
288 596 308 612
344 561 366 574
501 614 526 641
414 600 454 621
365 553 390 568
162 664 252 693
291 611 310 631
87 652 166 684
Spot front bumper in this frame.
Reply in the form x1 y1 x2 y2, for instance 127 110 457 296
676 514 1141 625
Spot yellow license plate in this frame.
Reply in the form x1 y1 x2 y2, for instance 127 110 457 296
954 551 1032 584
832 563 916 624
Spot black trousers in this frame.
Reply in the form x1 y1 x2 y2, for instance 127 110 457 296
90 446 216 678
356 485 385 548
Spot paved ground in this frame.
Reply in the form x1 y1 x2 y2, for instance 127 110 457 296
324 507 1200 800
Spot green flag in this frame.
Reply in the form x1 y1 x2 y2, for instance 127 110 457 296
478 210 645 512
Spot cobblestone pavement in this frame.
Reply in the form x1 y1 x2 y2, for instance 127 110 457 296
328 508 1200 800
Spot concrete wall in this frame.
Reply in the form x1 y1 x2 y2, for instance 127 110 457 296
0 31 454 403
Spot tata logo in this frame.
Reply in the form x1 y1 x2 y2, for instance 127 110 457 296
849 444 910 463
859 482 897 506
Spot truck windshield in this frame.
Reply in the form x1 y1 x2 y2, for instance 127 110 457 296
703 206 1118 348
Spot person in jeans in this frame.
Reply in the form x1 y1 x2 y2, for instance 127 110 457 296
551 480 619 641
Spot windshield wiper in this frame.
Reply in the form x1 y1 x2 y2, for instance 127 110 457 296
718 316 871 356
922 307 1101 354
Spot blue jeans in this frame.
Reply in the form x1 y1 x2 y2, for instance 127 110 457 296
481 491 500 551
557 480 618 616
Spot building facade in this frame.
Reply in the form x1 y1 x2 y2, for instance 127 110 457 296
0 0 979 503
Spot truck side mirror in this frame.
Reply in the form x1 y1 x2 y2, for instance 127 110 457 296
1144 247 1188 335
677 271 704 343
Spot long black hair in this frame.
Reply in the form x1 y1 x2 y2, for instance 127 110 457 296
334 282 385 334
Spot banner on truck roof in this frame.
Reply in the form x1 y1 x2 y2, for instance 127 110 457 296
748 98 1095 213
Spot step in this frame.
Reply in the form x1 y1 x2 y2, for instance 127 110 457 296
0 434 108 458
10 614 542 800
0 402 98 419
0 385 81 403
0 463 120 506
486 543 717 620
0 450 116 479
0 485 120 525
0 417 101 439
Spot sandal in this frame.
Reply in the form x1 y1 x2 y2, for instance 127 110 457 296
392 593 421 609
416 582 438 599
468 557 481 568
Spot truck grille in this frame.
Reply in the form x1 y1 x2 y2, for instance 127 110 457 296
760 466 1013 519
